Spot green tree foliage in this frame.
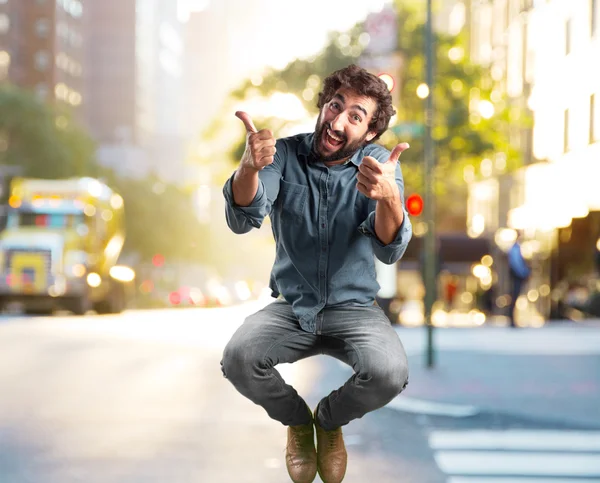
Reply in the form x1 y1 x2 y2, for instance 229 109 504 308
382 4 525 226
99 171 212 264
0 85 209 264
224 24 367 167
0 85 97 178
231 24 366 111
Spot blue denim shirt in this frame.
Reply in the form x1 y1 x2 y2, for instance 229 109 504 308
223 132 413 332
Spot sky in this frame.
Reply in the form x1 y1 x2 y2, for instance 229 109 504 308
179 0 395 135
179 0 392 71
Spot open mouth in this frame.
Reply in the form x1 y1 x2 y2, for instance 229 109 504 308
324 128 345 149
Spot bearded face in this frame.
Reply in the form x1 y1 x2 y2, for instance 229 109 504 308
312 118 370 163
311 87 378 164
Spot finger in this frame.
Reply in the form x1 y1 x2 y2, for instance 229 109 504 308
235 111 258 133
257 146 276 158
356 182 371 198
357 171 377 186
360 156 383 174
250 139 276 157
388 143 410 163
258 156 274 166
254 129 274 141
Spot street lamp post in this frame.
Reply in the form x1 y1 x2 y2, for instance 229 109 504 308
424 0 436 368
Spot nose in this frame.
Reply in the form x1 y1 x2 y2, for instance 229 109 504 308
330 113 346 133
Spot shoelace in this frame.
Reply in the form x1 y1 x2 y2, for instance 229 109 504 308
289 427 313 452
325 429 340 450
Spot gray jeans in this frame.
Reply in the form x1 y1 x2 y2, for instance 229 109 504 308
220 300 409 430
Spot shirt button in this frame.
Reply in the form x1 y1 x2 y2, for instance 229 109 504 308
321 223 325 228
322 248 326 252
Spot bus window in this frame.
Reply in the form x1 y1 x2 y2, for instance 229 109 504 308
7 213 84 229
6 213 18 229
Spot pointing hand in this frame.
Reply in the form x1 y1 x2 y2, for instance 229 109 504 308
356 143 410 201
236 111 276 171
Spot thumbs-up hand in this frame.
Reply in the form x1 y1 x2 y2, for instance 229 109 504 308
356 143 409 201
236 111 276 171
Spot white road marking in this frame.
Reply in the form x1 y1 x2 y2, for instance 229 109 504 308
430 429 600 451
386 397 479 418
448 479 594 483
430 429 600 481
435 451 600 477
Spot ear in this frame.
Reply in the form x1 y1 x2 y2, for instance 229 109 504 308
365 130 377 142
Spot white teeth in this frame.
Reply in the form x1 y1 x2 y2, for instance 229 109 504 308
327 128 343 142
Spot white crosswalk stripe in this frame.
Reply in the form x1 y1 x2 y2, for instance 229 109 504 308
447 479 598 483
429 429 600 482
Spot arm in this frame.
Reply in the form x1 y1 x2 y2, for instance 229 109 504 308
357 144 413 264
232 165 261 207
374 185 404 245
222 111 283 234
223 159 282 234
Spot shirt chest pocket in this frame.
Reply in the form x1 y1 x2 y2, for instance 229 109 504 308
278 179 308 218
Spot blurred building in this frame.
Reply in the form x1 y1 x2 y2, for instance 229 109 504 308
0 0 84 115
467 0 600 321
183 8 234 139
182 0 273 137
84 0 137 144
84 0 192 184
136 0 188 184
83 0 151 180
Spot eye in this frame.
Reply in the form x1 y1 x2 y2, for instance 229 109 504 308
330 102 340 111
352 114 362 123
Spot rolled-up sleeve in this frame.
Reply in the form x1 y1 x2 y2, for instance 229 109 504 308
358 209 412 264
222 141 285 234
222 175 269 233
357 157 413 264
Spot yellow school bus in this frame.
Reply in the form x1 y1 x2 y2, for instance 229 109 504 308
0 177 135 315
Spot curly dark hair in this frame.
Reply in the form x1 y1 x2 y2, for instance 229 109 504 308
317 64 396 143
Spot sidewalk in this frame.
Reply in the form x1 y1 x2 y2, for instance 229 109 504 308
393 324 600 428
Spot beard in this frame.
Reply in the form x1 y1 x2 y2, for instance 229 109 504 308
311 119 369 163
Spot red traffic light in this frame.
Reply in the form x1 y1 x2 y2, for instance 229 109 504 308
406 194 424 216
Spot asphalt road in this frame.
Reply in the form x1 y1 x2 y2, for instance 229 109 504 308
0 304 599 483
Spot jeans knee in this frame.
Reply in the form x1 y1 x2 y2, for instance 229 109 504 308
221 338 267 393
392 361 410 395
222 339 246 379
362 359 409 399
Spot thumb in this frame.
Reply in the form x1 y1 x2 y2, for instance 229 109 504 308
388 143 410 163
235 111 258 134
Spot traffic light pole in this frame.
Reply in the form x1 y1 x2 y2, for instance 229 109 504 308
424 0 436 368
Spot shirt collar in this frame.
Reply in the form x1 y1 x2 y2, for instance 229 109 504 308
298 132 365 167
297 133 314 159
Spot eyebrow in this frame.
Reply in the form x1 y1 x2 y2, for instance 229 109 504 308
332 93 369 117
